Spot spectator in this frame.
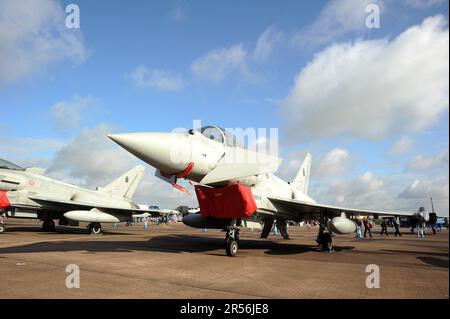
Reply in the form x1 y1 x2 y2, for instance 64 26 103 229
393 217 402 237
363 217 373 238
417 223 425 238
380 219 388 236
355 218 362 238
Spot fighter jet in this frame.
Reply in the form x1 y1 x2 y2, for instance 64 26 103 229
0 158 158 234
108 125 431 256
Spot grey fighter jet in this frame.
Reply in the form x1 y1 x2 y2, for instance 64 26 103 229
0 158 157 234
108 125 434 256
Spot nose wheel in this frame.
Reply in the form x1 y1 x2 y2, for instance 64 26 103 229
225 227 240 256
88 223 102 235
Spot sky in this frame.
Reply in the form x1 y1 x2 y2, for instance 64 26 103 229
0 0 448 216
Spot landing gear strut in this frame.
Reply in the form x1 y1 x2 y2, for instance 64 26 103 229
225 225 240 257
42 219 55 232
276 219 290 240
88 222 102 235
316 214 334 253
260 218 274 239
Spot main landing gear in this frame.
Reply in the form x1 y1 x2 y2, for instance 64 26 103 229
276 219 290 240
42 219 55 232
88 222 102 235
224 222 241 256
316 213 334 253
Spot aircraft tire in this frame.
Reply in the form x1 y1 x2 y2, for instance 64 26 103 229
225 239 238 257
90 223 102 235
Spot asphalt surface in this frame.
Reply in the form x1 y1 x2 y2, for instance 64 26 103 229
0 219 448 299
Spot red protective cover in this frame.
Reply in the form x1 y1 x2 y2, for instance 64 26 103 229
0 191 10 209
195 184 257 219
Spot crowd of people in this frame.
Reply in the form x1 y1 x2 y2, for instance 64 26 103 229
352 216 447 239
299 216 446 241
122 215 180 228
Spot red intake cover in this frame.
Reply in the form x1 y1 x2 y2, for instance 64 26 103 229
0 191 10 209
195 184 257 219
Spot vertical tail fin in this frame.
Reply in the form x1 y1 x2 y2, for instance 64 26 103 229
98 165 145 200
291 152 312 195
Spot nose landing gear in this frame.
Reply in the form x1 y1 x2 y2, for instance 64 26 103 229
316 213 334 253
225 226 240 257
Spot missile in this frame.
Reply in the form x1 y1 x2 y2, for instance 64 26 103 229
64 209 128 223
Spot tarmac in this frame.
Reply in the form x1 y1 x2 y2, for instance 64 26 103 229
0 218 448 299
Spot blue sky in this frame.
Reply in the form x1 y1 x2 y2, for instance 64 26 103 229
0 0 448 215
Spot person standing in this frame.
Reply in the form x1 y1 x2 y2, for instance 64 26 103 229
355 218 362 238
393 217 402 237
417 223 425 238
363 217 372 238
380 219 388 236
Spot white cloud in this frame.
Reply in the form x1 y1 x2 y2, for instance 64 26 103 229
309 165 449 216
316 148 350 176
407 149 449 171
51 96 91 130
253 26 283 63
0 133 65 172
130 66 185 91
292 0 382 47
190 44 255 84
399 178 449 200
319 171 386 207
390 136 414 154
281 15 449 142
0 136 65 167
47 124 137 187
0 0 86 85
190 26 282 85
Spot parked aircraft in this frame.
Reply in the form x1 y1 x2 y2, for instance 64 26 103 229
0 159 158 234
108 125 433 256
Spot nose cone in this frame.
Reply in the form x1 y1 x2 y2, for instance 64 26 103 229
108 132 192 174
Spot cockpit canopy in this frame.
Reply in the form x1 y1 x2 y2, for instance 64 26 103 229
0 159 25 171
189 126 243 148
